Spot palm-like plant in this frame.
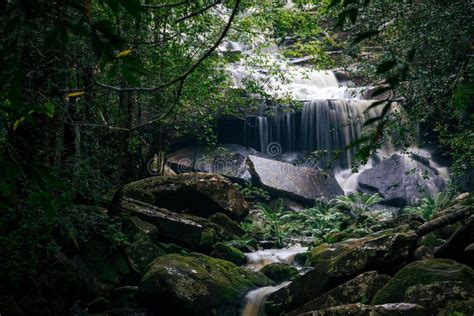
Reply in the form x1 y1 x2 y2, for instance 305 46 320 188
403 191 455 221
332 192 382 219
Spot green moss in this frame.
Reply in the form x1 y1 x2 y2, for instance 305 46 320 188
371 259 474 305
211 242 247 265
124 188 156 204
139 252 271 312
260 263 299 283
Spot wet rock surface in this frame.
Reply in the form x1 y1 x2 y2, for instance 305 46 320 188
138 253 271 314
287 271 391 316
358 154 446 207
246 155 344 204
265 227 418 314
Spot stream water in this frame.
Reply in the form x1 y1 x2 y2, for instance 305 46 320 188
241 247 308 316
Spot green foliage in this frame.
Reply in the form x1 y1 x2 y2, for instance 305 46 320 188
244 199 349 247
236 182 270 203
402 191 456 221
332 192 381 219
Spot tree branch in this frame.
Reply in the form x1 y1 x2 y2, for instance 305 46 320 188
141 1 189 9
94 0 241 93
175 0 221 24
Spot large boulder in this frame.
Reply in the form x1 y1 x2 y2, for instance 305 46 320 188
404 281 474 314
371 259 474 305
265 227 417 314
167 144 266 182
246 155 344 204
357 154 446 207
287 271 391 316
123 173 250 220
138 253 271 315
296 303 427 316
210 242 247 266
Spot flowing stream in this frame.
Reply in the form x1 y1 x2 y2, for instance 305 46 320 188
241 246 308 316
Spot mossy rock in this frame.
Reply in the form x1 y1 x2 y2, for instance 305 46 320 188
287 271 391 316
265 227 418 314
371 259 474 305
307 226 417 275
438 298 474 316
419 232 446 249
123 173 250 220
124 188 155 205
122 215 160 244
211 242 247 266
404 281 474 313
138 252 271 314
209 212 245 237
260 263 299 283
127 234 166 272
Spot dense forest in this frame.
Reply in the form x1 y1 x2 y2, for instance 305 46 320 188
0 0 473 315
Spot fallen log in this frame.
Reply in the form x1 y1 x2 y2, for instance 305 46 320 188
416 203 472 237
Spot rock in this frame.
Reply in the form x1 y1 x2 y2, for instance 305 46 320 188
138 253 271 314
246 155 344 204
123 173 250 220
404 281 474 313
287 271 391 316
122 215 160 244
265 227 417 314
211 242 247 266
127 234 166 272
297 303 427 316
413 246 434 261
87 297 110 314
110 286 139 309
119 198 204 248
371 259 474 305
438 298 474 316
369 214 425 232
260 263 299 283
209 212 245 237
357 154 446 207
167 144 266 182
435 218 474 267
269 198 305 212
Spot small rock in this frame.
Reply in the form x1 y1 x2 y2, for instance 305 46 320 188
87 297 110 314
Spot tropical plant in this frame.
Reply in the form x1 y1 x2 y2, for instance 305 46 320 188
332 192 382 219
402 191 456 221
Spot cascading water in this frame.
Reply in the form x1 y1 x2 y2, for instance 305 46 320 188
240 247 307 316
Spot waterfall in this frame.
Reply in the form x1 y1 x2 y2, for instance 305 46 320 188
247 99 382 168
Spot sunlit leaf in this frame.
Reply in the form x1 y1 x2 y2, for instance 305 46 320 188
67 91 85 98
115 49 133 58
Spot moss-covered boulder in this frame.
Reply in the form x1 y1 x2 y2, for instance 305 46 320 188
210 242 247 265
265 227 417 314
438 298 474 316
260 263 299 283
127 234 166 272
295 303 427 316
371 259 474 305
404 281 474 313
209 212 245 237
287 271 391 316
123 173 250 220
306 226 417 273
138 253 271 314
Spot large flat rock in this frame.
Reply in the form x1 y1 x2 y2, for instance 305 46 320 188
246 155 344 203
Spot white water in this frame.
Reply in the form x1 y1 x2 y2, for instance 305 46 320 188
241 246 307 316
241 282 290 316
244 246 308 271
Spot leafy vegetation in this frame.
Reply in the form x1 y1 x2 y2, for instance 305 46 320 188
402 191 457 221
332 192 381 219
